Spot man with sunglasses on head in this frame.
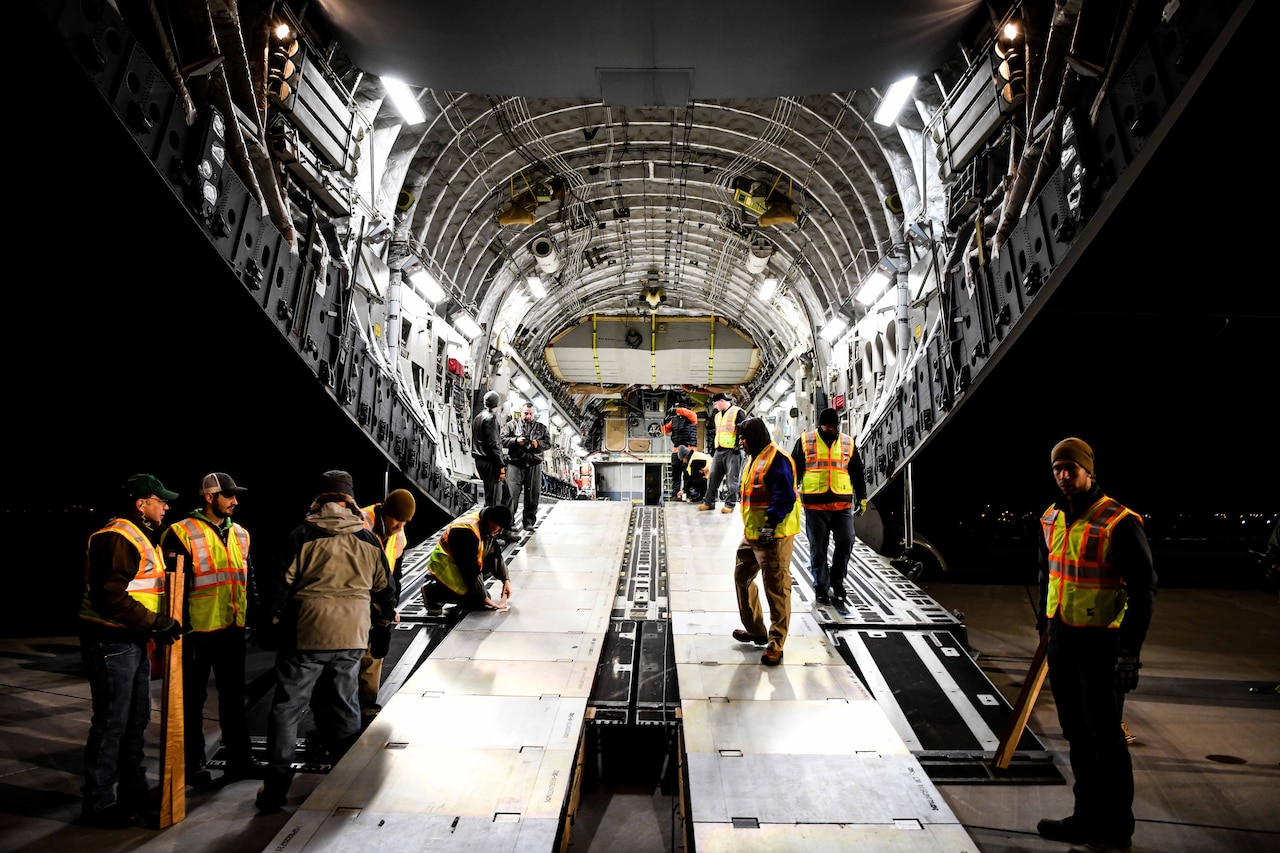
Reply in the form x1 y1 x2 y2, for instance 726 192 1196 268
160 472 257 788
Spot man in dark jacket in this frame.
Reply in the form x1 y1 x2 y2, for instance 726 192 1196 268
1035 438 1156 853
501 402 550 532
790 408 866 604
254 470 395 814
78 473 184 828
422 505 514 614
731 418 802 667
662 400 699 500
471 391 506 508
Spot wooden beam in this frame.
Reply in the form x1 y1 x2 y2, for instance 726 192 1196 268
992 630 1049 770
157 556 186 827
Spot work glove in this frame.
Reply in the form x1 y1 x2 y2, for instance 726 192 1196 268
757 526 775 544
1115 654 1142 693
152 613 183 645
369 624 392 660
855 499 867 516
499 467 506 481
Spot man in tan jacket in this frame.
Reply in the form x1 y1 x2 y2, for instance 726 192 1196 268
255 470 395 813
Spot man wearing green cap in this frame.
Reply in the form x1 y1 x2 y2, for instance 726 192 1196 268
78 473 185 828
1035 438 1156 853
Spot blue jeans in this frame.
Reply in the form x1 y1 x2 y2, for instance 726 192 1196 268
805 506 855 593
80 638 152 811
264 649 362 782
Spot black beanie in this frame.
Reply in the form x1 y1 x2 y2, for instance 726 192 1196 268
818 408 840 427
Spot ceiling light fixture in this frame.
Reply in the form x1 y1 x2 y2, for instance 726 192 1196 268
757 276 778 302
453 312 483 341
527 275 547 299
855 256 900 306
819 313 850 343
382 77 426 126
873 75 918 127
513 374 532 393
408 269 446 304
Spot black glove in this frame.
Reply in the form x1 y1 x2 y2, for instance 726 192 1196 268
1115 654 1142 693
152 613 183 645
255 620 281 651
757 526 775 544
369 624 392 659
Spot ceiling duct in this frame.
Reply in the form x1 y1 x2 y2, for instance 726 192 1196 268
745 237 772 273
531 235 561 274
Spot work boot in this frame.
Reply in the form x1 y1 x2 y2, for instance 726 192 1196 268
78 802 134 830
815 588 832 605
1068 842 1132 853
256 776 291 814
698 504 715 511
720 506 734 514
1037 816 1092 843
186 763 214 788
732 628 768 645
760 646 784 666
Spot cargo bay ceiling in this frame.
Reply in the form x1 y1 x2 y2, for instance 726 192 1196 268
291 0 989 392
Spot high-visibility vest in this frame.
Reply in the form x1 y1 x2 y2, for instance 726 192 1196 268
361 505 407 568
426 517 484 594
714 406 743 449
685 450 711 476
79 518 166 628
1042 495 1141 628
799 429 854 510
168 516 250 631
739 444 802 541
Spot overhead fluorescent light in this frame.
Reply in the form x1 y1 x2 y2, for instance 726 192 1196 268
532 395 548 409
551 413 565 427
760 397 775 411
773 377 791 396
527 275 547 299
408 269 446 304
820 315 849 342
382 77 426 126
873 75 918 127
757 276 778 302
453 312 483 341
513 374 532 392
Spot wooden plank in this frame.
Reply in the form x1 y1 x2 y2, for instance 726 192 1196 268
158 555 186 827
992 630 1049 769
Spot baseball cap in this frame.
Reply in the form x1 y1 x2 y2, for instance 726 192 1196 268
199 472 247 496
125 473 178 501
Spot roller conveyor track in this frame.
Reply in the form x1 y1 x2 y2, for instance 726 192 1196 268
252 500 1058 851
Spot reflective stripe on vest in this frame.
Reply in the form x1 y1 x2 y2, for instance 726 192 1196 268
170 517 250 631
79 518 165 627
1041 495 1141 628
714 406 743 449
427 518 483 594
799 429 854 510
361 506 407 567
739 445 802 540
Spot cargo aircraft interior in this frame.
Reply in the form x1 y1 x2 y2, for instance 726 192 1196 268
9 1 1276 852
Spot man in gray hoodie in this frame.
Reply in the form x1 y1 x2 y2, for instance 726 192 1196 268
254 470 395 813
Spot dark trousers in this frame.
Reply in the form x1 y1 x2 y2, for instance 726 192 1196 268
1047 621 1135 843
79 637 152 813
183 627 251 769
264 649 362 789
805 506 855 594
507 462 542 528
475 457 502 507
703 448 742 508
668 447 689 497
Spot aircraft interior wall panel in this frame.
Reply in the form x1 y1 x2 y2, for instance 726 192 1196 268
1022 177 1065 285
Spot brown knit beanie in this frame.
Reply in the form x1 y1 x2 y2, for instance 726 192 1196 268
383 488 416 521
1051 437 1094 474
